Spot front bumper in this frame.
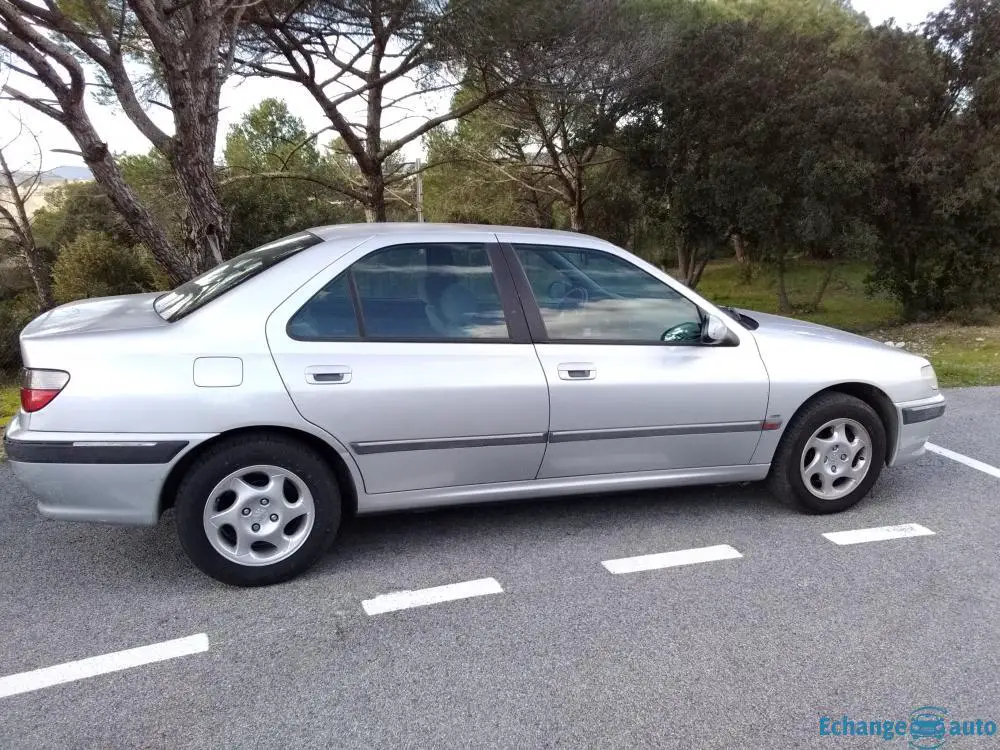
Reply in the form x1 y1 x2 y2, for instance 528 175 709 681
890 393 946 467
4 413 211 526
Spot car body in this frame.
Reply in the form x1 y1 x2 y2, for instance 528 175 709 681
3 224 945 584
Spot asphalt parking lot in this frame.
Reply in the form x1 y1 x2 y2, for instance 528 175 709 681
1 387 998 750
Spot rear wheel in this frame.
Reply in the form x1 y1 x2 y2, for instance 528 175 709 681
767 392 887 514
174 435 341 586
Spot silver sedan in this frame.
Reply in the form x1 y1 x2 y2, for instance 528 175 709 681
4 224 945 585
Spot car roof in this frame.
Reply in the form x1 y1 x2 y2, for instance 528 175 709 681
307 222 597 243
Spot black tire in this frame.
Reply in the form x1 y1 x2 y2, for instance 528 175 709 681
767 392 887 514
174 435 341 586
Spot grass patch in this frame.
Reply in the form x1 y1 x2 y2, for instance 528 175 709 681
695 260 900 332
694 259 1000 386
1 381 16 460
1 382 16 427
870 324 1000 388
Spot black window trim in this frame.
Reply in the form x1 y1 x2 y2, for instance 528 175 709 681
498 241 738 347
285 240 531 345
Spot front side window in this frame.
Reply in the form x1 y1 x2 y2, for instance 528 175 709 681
513 244 704 342
156 231 321 322
289 243 510 341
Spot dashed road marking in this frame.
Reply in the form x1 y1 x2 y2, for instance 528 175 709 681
362 577 504 616
822 523 935 546
0 633 209 699
601 544 743 575
926 443 1000 479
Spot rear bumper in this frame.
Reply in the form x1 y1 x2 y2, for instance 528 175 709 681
891 393 946 467
4 413 211 526
5 438 188 464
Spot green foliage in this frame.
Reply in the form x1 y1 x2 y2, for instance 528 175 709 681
624 20 884 270
863 8 1000 319
31 180 134 254
619 1 1000 317
422 125 549 226
0 292 38 375
224 98 321 173
14 0 1000 324
32 151 180 254
222 99 365 255
583 160 673 258
52 231 168 304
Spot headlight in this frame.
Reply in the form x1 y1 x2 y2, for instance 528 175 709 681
921 364 939 390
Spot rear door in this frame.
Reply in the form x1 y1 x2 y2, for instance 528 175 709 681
498 237 771 479
266 234 550 494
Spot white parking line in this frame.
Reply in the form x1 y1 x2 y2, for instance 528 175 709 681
601 544 743 575
926 443 1000 479
0 633 209 699
362 577 504 616
822 523 935 546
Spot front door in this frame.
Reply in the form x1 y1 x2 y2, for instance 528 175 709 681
501 240 771 479
267 236 549 494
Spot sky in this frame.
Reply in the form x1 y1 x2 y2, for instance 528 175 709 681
1 0 951 173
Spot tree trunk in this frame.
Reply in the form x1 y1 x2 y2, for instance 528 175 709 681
568 166 585 232
173 148 228 271
776 253 791 313
731 232 747 263
364 170 388 222
626 219 638 252
526 190 548 228
808 262 837 311
688 250 710 288
21 246 53 311
676 237 692 280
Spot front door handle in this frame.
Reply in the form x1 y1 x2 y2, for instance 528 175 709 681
557 363 596 381
305 365 352 384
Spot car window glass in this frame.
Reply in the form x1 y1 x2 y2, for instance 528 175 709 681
353 243 508 339
290 243 510 340
513 244 703 342
156 231 321 322
287 273 358 339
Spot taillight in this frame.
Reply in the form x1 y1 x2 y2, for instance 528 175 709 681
20 368 70 413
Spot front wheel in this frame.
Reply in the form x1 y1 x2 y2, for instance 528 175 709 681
767 392 887 514
174 435 341 586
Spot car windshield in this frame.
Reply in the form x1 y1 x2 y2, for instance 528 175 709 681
154 231 322 321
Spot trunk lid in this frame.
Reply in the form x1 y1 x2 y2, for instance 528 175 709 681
20 292 167 340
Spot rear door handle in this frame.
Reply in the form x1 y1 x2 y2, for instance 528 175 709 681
557 363 596 381
305 365 352 384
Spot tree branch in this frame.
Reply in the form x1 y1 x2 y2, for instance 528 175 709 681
220 169 367 203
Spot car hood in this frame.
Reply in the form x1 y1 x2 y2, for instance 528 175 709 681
20 292 167 339
739 310 894 353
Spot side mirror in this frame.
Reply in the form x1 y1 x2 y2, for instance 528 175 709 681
702 314 730 344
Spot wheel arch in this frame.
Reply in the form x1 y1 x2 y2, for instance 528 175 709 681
159 426 359 518
794 382 898 464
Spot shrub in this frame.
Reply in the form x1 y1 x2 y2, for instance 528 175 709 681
52 231 169 305
0 292 40 376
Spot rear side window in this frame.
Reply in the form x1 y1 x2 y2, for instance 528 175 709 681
288 243 510 341
155 231 322 321
287 273 358 339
